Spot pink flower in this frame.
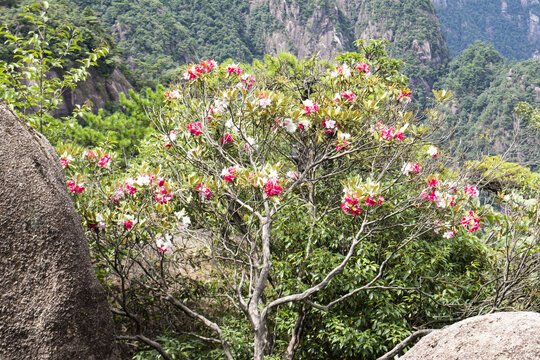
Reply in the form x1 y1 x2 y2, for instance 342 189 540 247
377 195 385 205
428 178 439 188
111 186 125 201
340 90 357 102
227 64 242 76
124 220 134 229
67 180 84 194
98 155 111 168
187 122 203 136
60 158 69 167
303 100 319 115
85 150 95 160
460 211 480 232
164 90 180 99
341 193 362 216
155 190 173 204
322 119 338 133
402 162 421 175
241 74 256 89
365 197 376 206
222 166 238 183
196 184 212 200
464 185 479 198
399 89 412 104
183 59 217 80
420 190 438 201
336 140 350 152
355 62 370 74
286 171 299 180
264 178 283 197
393 131 404 141
220 133 233 145
380 125 404 141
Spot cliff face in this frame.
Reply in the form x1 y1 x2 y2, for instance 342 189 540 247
53 68 133 118
434 0 540 59
254 0 449 97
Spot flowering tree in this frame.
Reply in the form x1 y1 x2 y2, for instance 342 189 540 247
63 42 490 359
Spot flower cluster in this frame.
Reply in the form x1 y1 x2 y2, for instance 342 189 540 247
220 133 233 146
187 122 203 136
67 180 84 193
335 132 351 152
340 90 357 102
264 178 283 197
164 89 181 100
401 162 421 176
98 155 112 168
427 146 439 158
322 118 338 133
197 184 212 200
399 89 412 104
341 192 363 216
164 130 177 148
331 64 351 78
464 185 479 198
341 179 384 216
378 123 403 141
303 99 319 115
227 63 242 76
222 166 239 183
183 59 217 80
240 74 256 90
460 211 480 232
156 234 173 252
355 62 370 74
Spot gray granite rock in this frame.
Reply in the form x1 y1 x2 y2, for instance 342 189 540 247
401 312 540 360
0 103 118 359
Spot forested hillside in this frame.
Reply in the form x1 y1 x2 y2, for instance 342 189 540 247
69 0 449 99
434 41 540 166
433 0 540 60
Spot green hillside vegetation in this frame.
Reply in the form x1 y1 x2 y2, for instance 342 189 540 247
434 41 540 167
434 0 540 60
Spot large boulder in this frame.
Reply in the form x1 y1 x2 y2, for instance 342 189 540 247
0 104 118 359
401 312 540 360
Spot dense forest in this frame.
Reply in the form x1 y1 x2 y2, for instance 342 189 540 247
0 1 539 359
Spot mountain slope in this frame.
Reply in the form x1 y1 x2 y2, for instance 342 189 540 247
433 0 540 60
70 0 449 98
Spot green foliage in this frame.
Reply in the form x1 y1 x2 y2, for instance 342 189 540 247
0 1 108 136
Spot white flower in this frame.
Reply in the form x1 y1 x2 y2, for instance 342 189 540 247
435 191 453 208
338 132 351 140
287 171 299 180
325 120 336 129
244 137 257 151
333 93 341 102
214 99 228 113
298 119 310 129
136 174 151 187
168 130 177 142
182 216 191 229
259 97 271 108
268 169 278 179
281 118 297 133
443 230 456 239
156 235 173 252
402 162 413 176
427 146 438 157
303 99 315 108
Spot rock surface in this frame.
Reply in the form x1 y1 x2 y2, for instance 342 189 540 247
400 312 540 360
0 104 118 359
